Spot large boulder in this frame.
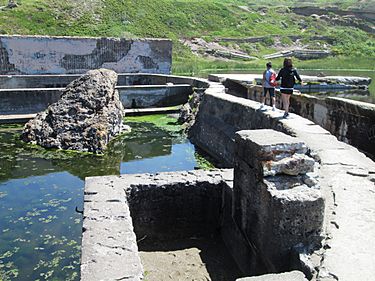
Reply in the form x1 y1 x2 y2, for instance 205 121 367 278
21 69 126 153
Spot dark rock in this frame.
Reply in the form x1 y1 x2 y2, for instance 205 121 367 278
178 88 204 129
21 69 125 153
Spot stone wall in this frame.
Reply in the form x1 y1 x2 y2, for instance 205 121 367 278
246 85 375 158
233 130 324 273
0 74 207 115
82 145 325 280
189 83 285 167
189 79 375 281
0 73 210 89
125 170 226 240
82 176 144 281
81 170 230 280
0 35 172 75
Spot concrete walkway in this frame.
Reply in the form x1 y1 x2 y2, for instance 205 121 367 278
203 75 375 280
281 115 375 281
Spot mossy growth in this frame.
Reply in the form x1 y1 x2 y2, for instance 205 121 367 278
125 114 182 135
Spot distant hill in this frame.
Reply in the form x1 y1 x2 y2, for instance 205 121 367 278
0 0 374 73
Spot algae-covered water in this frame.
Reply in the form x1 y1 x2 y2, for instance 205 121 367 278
0 114 211 281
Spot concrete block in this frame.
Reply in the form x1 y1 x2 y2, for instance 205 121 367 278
233 129 324 273
0 35 172 75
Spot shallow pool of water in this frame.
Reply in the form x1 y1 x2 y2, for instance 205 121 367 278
0 116 205 281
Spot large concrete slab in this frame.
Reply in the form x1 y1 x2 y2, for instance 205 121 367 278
0 35 172 75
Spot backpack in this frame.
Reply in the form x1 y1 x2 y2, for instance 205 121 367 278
269 72 277 87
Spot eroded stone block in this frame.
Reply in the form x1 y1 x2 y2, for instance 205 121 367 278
234 129 324 272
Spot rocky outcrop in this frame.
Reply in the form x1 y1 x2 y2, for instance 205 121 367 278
263 49 331 60
21 69 126 153
180 37 257 60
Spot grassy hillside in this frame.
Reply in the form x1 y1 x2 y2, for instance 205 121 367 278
0 0 374 75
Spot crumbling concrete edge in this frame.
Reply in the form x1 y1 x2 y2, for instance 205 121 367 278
189 79 375 280
81 169 234 281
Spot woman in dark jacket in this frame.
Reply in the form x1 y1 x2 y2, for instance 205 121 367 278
276 57 302 118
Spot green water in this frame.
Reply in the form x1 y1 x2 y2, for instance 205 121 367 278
0 115 209 281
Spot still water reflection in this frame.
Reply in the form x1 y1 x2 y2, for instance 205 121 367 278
0 116 201 280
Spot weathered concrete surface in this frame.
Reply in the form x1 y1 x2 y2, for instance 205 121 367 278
118 84 192 108
0 35 172 75
21 69 125 153
0 74 207 115
189 79 375 280
234 129 314 176
0 88 62 114
0 113 37 124
81 176 143 281
209 73 371 90
245 84 375 159
125 170 226 240
81 169 235 280
234 129 324 274
0 73 209 89
236 270 308 281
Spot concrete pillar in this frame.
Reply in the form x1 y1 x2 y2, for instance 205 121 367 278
233 129 324 273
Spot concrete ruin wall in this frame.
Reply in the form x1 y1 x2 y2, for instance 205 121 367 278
189 80 375 281
0 74 208 115
82 176 144 281
246 85 375 158
0 85 192 114
233 130 324 273
82 163 323 280
81 170 231 281
125 170 225 240
189 84 286 167
0 35 172 75
0 73 210 89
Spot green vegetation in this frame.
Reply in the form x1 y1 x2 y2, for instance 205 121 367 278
195 152 216 170
0 0 374 84
125 114 182 134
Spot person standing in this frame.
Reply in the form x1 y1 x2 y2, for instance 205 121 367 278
261 62 276 111
276 57 302 118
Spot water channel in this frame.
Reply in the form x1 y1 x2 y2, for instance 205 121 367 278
0 114 210 281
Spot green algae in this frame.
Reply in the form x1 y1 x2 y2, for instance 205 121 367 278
0 114 216 280
195 152 216 170
126 114 182 133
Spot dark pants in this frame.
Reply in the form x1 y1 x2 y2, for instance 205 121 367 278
263 87 275 97
280 89 293 95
